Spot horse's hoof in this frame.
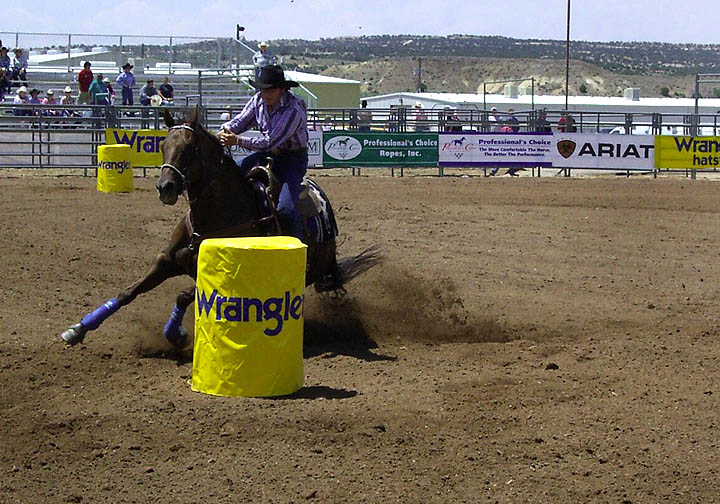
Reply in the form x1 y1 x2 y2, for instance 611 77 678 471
60 323 87 346
166 326 188 349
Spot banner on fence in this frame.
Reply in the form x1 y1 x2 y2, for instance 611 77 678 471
438 133 554 167
108 128 323 168
323 133 438 166
553 134 655 169
655 136 720 169
106 128 166 166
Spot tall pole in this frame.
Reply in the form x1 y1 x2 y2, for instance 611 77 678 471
417 57 422 93
565 0 571 111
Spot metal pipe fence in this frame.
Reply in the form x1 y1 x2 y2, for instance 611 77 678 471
3 103 720 172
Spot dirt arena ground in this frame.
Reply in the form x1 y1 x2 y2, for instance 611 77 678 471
1 170 719 503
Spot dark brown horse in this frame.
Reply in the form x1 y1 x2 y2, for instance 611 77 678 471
60 109 379 347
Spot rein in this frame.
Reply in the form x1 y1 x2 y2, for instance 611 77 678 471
162 123 274 250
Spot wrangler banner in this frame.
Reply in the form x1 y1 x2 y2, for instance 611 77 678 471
106 128 166 167
655 136 720 169
323 133 438 166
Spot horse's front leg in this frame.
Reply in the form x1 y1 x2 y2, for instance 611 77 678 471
60 251 183 345
163 285 195 349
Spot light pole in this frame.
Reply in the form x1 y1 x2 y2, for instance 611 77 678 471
565 0 571 111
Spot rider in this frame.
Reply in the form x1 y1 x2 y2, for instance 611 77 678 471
218 64 308 242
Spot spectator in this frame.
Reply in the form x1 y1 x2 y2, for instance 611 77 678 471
414 102 429 132
158 76 174 104
60 85 81 120
28 88 42 105
103 77 115 104
488 106 501 132
116 62 135 106
358 99 372 132
558 112 577 132
77 61 93 105
41 89 59 116
322 115 334 132
60 86 75 105
444 106 462 132
13 86 30 116
139 79 158 106
89 73 108 105
536 109 552 132
10 48 28 88
252 41 278 77
0 47 11 96
507 108 520 132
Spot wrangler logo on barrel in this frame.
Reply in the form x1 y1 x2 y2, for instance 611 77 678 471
98 160 131 174
196 289 304 337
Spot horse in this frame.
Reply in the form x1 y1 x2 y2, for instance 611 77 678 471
451 137 466 146
60 109 380 348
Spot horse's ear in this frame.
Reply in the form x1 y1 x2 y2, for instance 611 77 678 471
189 107 199 129
163 108 175 128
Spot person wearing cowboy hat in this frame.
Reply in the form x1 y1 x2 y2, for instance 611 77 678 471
218 64 308 241
252 41 278 77
115 62 135 105
13 85 30 116
103 77 115 104
60 85 75 105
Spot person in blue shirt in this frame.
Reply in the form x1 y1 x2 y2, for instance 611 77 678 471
88 74 108 105
0 47 11 96
115 63 135 105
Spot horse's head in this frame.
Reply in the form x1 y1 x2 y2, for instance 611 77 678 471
156 108 204 205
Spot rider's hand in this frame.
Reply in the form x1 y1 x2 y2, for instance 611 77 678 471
217 130 237 147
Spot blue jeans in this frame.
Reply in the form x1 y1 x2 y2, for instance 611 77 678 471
121 86 133 105
240 150 307 241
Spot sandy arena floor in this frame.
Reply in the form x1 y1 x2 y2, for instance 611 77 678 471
1 171 719 503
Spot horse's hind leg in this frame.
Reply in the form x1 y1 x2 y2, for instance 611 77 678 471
60 250 183 345
163 285 195 349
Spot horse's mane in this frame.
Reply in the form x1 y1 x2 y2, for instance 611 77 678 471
180 116 241 174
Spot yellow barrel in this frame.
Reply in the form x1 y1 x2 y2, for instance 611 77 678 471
192 236 307 397
97 144 133 193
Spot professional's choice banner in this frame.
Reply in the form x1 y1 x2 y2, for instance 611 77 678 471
553 133 655 169
439 133 655 170
106 128 166 166
439 133 554 167
323 133 438 166
107 128 324 167
655 136 720 169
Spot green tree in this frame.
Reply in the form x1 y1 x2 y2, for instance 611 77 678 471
660 87 670 97
579 83 588 94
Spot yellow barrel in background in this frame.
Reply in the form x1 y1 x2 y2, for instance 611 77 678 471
97 144 133 193
192 236 307 397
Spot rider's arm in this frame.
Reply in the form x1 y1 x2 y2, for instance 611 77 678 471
238 105 304 151
221 94 259 134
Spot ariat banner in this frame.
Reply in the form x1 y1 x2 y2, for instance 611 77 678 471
192 236 307 397
553 133 654 169
105 128 167 167
655 136 720 169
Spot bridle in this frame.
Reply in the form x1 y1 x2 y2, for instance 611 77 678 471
159 124 196 188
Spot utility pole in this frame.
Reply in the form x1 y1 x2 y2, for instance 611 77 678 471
565 0 571 111
417 57 422 93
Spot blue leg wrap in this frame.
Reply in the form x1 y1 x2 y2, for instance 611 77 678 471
163 305 186 341
80 298 121 331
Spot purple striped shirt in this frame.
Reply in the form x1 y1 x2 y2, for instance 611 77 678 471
221 91 308 152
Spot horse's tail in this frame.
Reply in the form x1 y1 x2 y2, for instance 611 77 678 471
336 245 382 285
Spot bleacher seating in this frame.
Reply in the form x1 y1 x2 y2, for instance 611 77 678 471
2 68 255 109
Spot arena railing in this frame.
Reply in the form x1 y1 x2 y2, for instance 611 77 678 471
2 104 720 173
